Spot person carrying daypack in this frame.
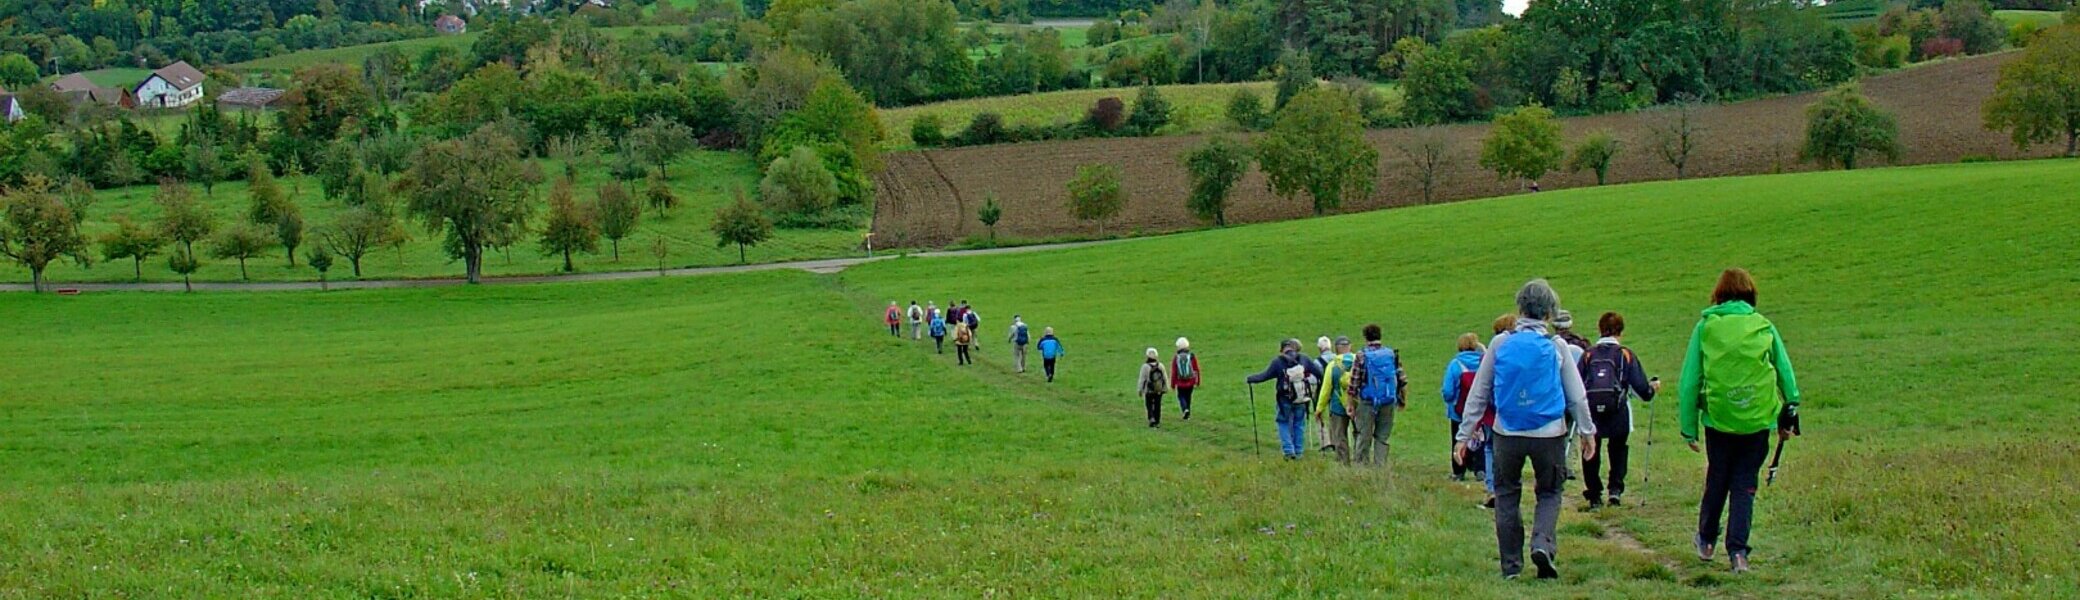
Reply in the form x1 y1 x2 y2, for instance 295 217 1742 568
1037 328 1065 382
1246 339 1323 460
907 301 925 340
1137 348 1170 428
1348 324 1408 468
1171 338 1201 421
1679 268 1801 575
1454 280 1597 581
1007 316 1031 373
1553 309 1590 481
1441 332 1486 481
929 311 949 354
884 301 902 337
1315 337 1359 465
953 320 975 365
1578 311 1662 509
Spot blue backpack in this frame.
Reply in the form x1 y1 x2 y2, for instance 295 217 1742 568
1358 346 1400 404
1491 331 1566 432
1014 323 1030 345
929 317 947 337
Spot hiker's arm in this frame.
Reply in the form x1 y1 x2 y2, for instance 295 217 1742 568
1626 351 1657 402
1770 326 1800 407
1245 359 1279 384
1456 347 1498 442
1678 320 1708 444
1440 362 1460 415
1561 348 1595 438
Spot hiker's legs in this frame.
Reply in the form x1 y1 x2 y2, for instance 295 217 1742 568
1607 432 1631 498
1013 345 1026 372
1492 435 1533 576
934 336 944 353
1582 435 1607 501
1275 402 1305 457
1373 403 1397 467
890 323 900 336
1698 429 1739 549
1145 393 1162 426
1176 386 1193 414
1043 358 1057 381
1721 429 1770 557
1327 413 1352 464
1526 435 1566 559
1351 403 1378 464
956 345 971 364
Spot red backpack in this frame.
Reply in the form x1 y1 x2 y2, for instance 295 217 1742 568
1453 368 1478 422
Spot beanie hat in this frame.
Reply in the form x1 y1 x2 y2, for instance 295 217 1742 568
1554 310 1575 330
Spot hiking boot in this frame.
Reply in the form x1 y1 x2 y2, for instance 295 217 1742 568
1731 553 1751 574
1531 549 1558 579
1694 534 1715 561
1183 410 1191 421
1581 497 1604 512
1607 495 1623 507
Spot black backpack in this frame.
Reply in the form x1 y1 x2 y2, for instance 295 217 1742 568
1583 344 1630 414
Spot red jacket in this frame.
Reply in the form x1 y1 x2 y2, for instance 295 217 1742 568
884 307 901 325
1170 352 1201 389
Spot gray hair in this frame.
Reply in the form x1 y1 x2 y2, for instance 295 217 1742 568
1516 279 1561 321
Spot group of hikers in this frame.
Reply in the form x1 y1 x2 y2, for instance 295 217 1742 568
878 268 1803 580
886 300 1065 380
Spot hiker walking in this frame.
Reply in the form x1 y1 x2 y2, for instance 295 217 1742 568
1454 280 1597 580
1137 348 1170 428
953 319 975 365
1440 332 1485 481
929 310 949 354
1008 316 1032 373
1554 310 1589 481
1349 324 1408 469
1313 337 1336 452
1579 312 1661 509
1473 313 1516 507
1314 337 1359 465
1171 338 1201 420
1679 268 1801 574
908 301 925 340
884 302 902 337
1037 328 1065 382
1245 339 1322 460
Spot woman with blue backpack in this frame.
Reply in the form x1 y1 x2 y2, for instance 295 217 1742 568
1441 332 1485 481
1454 280 1597 580
1679 268 1802 575
928 310 949 354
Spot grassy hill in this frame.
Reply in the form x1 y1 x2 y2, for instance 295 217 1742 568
4 152 869 285
3 160 2074 595
878 81 1279 147
231 26 681 73
1995 9 2064 28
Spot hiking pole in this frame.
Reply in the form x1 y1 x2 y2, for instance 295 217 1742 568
1247 383 1262 459
1766 436 1789 486
1643 378 1658 507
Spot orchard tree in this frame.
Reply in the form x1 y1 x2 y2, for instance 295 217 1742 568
1255 88 1378 215
977 194 1002 245
1984 26 2080 157
759 146 841 221
1480 104 1565 187
211 223 274 281
645 171 680 218
187 140 223 196
650 236 670 274
1126 83 1173 134
168 248 201 292
322 207 398 278
1273 50 1314 110
155 180 216 256
1567 130 1621 186
1398 126 1454 204
539 178 599 272
397 128 531 284
99 213 165 282
712 191 773 264
0 177 91 293
306 247 334 290
625 115 697 179
1181 135 1252 226
276 208 305 267
1066 164 1127 235
596 181 641 261
1226 88 1268 130
281 64 377 143
1801 85 1902 170
1648 98 1704 179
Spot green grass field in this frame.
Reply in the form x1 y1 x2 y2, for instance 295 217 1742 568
9 151 870 284
230 26 682 73
65 68 154 89
878 81 1276 147
1995 9 2064 28
3 159 2075 596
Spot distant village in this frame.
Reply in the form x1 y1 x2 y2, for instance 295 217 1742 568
0 59 300 124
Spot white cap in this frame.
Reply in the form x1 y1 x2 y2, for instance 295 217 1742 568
1317 336 1333 351
1175 337 1190 351
1145 347 1159 359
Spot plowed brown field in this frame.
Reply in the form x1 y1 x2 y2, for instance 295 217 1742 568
873 52 2057 246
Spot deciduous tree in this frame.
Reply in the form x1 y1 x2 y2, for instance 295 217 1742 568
625 115 697 179
155 180 216 257
1479 104 1564 186
99 213 165 282
1181 135 1251 226
712 191 773 264
168 248 201 293
306 246 334 290
645 171 680 218
1398 126 1453 203
759 145 841 223
1567 130 1621 186
321 207 398 279
1984 26 2080 157
1648 98 1704 179
0 176 91 292
977 194 1002 244
396 128 532 284
539 178 599 272
210 223 274 281
1255 88 1377 214
596 181 641 261
1801 85 1902 170
1066 164 1127 235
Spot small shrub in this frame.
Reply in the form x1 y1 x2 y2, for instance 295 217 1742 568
959 112 1008 146
910 114 947 147
1920 37 1964 59
1085 97 1127 133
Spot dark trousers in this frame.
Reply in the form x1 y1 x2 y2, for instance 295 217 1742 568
1492 435 1567 577
1043 358 1057 381
933 335 944 353
956 345 972 364
1699 428 1771 557
1450 420 1477 478
888 323 900 336
1583 432 1631 500
1144 393 1163 426
1176 387 1194 413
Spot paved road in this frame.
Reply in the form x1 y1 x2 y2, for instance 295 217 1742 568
0 240 1127 294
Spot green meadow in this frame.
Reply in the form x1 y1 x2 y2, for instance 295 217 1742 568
2 160 2075 596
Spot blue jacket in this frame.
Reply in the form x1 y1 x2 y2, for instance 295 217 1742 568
1037 335 1064 359
1440 350 1484 422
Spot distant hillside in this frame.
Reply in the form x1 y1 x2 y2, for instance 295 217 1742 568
872 52 2058 246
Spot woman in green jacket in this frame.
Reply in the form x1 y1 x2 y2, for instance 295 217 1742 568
1678 268 1802 574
